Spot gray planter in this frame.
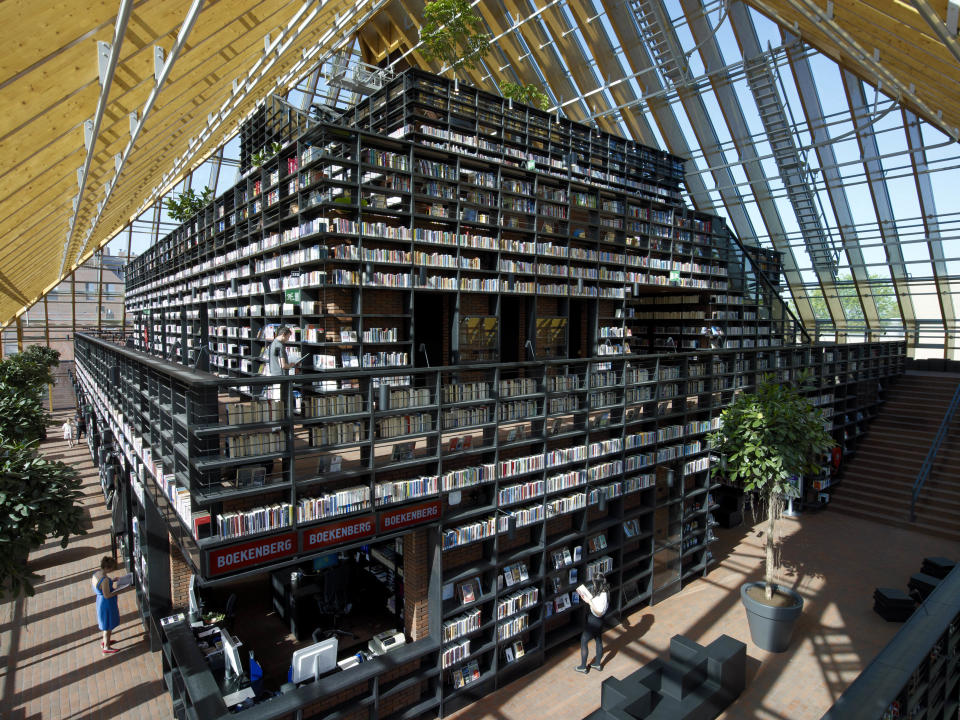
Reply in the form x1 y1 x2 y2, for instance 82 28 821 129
740 582 803 652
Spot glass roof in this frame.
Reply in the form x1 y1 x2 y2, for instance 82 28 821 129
19 0 956 361
368 0 960 359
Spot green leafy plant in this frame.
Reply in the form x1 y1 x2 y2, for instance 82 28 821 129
0 439 85 597
499 81 551 110
708 373 835 600
165 186 213 223
419 0 491 75
0 346 60 443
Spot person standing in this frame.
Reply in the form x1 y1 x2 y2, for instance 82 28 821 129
574 572 610 673
92 556 131 654
267 326 294 400
62 418 75 448
76 413 87 440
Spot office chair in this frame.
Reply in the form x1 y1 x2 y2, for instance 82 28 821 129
313 563 355 642
224 593 238 631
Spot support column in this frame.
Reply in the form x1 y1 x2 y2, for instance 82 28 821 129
403 527 430 641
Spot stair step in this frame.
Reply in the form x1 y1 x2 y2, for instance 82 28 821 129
827 504 960 544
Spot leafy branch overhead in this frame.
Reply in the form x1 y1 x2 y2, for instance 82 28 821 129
165 186 213 223
420 0 491 75
499 81 551 110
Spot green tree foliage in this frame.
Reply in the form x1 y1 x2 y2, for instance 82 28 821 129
0 346 60 443
807 272 899 321
419 0 490 75
0 439 85 597
708 374 835 599
165 186 214 223
0 345 84 598
499 81 551 110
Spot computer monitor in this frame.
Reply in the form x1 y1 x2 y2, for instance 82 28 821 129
291 637 338 683
221 629 244 680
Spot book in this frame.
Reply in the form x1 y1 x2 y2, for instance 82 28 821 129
114 572 134 590
504 646 514 663
512 640 525 659
562 548 573 565
573 545 582 562
460 582 476 604
576 584 593 602
569 568 578 585
442 582 455 601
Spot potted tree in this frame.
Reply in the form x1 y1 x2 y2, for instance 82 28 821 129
708 373 835 652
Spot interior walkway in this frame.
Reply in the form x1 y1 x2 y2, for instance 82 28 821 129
3 411 959 719
0 410 169 720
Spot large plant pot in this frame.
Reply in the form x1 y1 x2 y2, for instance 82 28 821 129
740 582 803 652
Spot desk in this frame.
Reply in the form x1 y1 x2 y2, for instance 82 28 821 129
162 620 230 718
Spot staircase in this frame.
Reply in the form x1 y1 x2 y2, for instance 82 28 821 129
829 372 960 542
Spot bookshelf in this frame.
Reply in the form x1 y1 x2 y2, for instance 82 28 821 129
101 69 908 720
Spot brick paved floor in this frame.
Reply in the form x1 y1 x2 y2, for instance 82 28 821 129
0 411 169 720
4 413 959 720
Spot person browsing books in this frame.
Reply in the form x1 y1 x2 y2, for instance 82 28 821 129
92 556 133 654
267 326 295 400
574 572 609 673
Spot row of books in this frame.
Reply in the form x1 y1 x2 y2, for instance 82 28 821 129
496 587 538 620
225 432 286 458
441 407 490 429
442 608 481 644
296 485 371 523
441 381 489 403
498 480 544 506
374 475 439 506
501 503 543 529
225 399 284 425
441 639 470 669
496 613 529 641
310 422 365 446
302 393 363 418
389 387 431 409
588 460 623 482
376 412 433 439
497 400 538 421
545 470 586 494
218 503 293 539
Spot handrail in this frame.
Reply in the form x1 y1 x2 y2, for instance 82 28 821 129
821 563 960 719
910 381 960 520
720 222 812 344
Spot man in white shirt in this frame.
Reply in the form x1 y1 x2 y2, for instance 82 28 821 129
575 573 610 673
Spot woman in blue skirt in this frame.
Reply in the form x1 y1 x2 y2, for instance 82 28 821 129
92 557 129 654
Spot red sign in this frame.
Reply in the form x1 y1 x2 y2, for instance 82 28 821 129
379 500 441 533
301 515 376 552
208 532 297 576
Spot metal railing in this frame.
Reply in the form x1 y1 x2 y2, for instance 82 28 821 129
821 564 960 719
910 381 960 520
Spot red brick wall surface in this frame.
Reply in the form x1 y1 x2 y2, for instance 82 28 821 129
403 528 430 640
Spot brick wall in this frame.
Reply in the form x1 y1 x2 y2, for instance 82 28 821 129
403 528 430 640
169 536 193 609
442 538 482 572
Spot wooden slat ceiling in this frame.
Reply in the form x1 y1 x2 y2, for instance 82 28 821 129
2 0 958 328
741 0 960 141
0 0 384 328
